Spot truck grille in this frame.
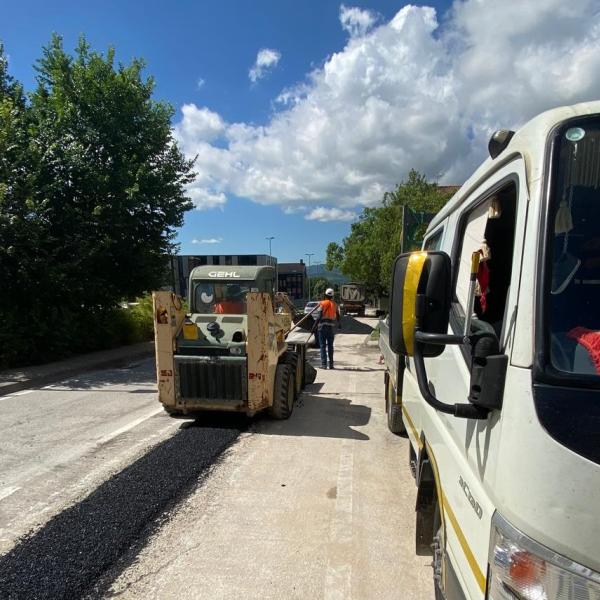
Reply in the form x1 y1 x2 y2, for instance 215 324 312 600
174 356 247 405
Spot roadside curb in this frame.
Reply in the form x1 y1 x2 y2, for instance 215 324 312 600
0 342 155 397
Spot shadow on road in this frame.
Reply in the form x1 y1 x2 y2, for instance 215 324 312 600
338 316 375 335
254 391 371 441
42 358 156 391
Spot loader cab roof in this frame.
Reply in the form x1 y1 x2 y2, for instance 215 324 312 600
189 265 276 283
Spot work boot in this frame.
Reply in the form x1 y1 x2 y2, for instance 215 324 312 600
321 363 328 369
329 363 334 370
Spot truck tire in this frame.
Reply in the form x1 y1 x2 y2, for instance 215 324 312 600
386 377 406 435
432 498 445 600
269 363 295 419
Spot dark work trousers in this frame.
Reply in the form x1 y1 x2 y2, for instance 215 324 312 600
319 326 335 367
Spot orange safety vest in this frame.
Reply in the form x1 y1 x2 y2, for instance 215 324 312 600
319 299 338 321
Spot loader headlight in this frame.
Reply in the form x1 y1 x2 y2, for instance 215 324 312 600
487 513 600 600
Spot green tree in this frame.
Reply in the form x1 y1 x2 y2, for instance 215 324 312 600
325 242 344 271
0 36 195 366
331 170 453 296
310 276 330 299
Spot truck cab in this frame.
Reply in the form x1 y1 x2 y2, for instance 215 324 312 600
382 102 600 599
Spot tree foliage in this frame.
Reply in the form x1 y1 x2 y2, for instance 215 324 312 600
0 36 195 366
327 170 454 296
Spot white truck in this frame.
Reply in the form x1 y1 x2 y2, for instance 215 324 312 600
380 102 600 599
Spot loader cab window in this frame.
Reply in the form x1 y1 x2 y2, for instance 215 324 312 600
192 281 252 315
453 183 517 353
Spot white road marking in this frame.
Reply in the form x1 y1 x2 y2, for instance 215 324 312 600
12 389 35 396
95 407 164 446
0 486 21 502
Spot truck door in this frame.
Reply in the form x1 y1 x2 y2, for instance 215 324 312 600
401 158 529 599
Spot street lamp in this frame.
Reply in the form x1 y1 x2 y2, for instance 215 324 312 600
266 236 274 261
305 253 315 300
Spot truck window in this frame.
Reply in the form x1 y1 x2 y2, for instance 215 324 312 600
547 120 600 378
453 182 517 348
423 229 443 250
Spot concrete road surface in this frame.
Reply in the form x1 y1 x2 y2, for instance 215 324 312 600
100 318 433 600
0 318 433 599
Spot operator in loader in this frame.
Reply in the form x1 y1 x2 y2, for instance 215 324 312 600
213 284 246 315
315 288 341 369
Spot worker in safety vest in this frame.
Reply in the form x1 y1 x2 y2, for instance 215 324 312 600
315 288 341 369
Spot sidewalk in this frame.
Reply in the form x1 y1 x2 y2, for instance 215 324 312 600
0 341 155 397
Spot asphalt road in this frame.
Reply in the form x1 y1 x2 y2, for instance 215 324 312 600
0 318 432 599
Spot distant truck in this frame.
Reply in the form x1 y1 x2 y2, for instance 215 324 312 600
340 282 366 317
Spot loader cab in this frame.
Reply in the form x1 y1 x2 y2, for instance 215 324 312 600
189 265 276 315
182 266 276 348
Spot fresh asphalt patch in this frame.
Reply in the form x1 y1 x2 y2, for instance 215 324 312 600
0 420 243 600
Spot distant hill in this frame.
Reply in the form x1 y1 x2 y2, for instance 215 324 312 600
307 264 349 285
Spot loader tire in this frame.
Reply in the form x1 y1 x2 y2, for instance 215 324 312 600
284 350 302 399
269 364 295 420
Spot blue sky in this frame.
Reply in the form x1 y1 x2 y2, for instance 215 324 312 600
3 0 600 263
1 0 452 263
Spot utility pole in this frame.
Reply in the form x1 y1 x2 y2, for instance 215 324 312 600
305 253 315 301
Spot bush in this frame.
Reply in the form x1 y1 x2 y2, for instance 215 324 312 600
0 294 155 369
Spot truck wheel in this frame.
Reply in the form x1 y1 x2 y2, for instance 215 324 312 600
432 499 445 600
269 364 295 419
387 379 406 435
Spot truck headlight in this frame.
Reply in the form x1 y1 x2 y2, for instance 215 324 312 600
488 513 600 600
229 346 242 356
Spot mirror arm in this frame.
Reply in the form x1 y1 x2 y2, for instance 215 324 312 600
414 331 467 346
413 341 489 420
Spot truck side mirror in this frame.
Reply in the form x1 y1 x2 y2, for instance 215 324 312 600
389 250 490 420
389 251 452 357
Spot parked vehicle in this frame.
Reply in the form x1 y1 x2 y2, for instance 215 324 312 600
340 282 366 316
380 102 600 599
304 300 319 315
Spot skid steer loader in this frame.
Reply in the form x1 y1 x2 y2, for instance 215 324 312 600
153 265 311 418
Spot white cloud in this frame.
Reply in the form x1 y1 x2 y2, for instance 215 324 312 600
175 0 600 213
197 77 205 89
305 207 357 222
339 4 378 37
187 186 227 210
192 237 223 244
249 48 281 83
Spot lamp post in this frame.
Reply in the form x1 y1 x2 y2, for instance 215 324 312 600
305 252 315 300
266 237 277 291
266 236 274 261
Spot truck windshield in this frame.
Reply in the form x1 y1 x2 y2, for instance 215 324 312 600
192 281 252 315
548 118 600 378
